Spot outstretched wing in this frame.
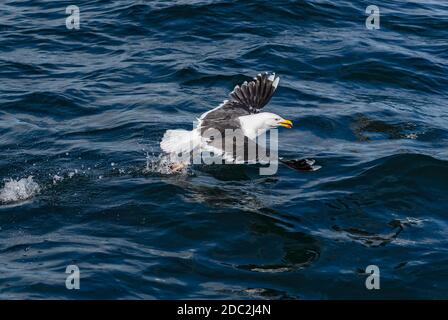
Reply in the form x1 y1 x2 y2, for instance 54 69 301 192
198 72 280 135
229 72 280 113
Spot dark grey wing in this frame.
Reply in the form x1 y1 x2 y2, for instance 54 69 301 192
199 72 280 136
229 72 280 113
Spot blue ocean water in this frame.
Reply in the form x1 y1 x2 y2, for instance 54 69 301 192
0 0 447 299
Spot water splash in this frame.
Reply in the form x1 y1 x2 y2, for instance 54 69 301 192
143 152 190 175
0 176 41 204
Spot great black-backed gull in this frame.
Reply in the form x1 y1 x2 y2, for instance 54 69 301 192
160 72 292 169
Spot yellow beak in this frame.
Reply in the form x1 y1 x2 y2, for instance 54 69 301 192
278 119 293 129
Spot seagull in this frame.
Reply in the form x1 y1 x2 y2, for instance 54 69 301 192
160 72 293 169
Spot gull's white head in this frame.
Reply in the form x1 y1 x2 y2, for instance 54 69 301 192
257 112 293 129
239 112 293 140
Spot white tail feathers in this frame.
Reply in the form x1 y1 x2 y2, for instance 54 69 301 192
160 129 197 155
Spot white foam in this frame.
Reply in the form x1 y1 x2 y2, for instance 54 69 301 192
52 174 63 185
0 176 41 204
405 133 418 139
144 152 189 175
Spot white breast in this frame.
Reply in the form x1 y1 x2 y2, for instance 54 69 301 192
238 114 269 140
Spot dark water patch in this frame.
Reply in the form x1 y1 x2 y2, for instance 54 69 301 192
336 58 445 94
352 115 419 141
318 154 448 229
1 92 97 120
384 11 448 39
0 60 49 77
332 220 403 248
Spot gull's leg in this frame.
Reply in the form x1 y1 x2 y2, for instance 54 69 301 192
168 162 186 173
